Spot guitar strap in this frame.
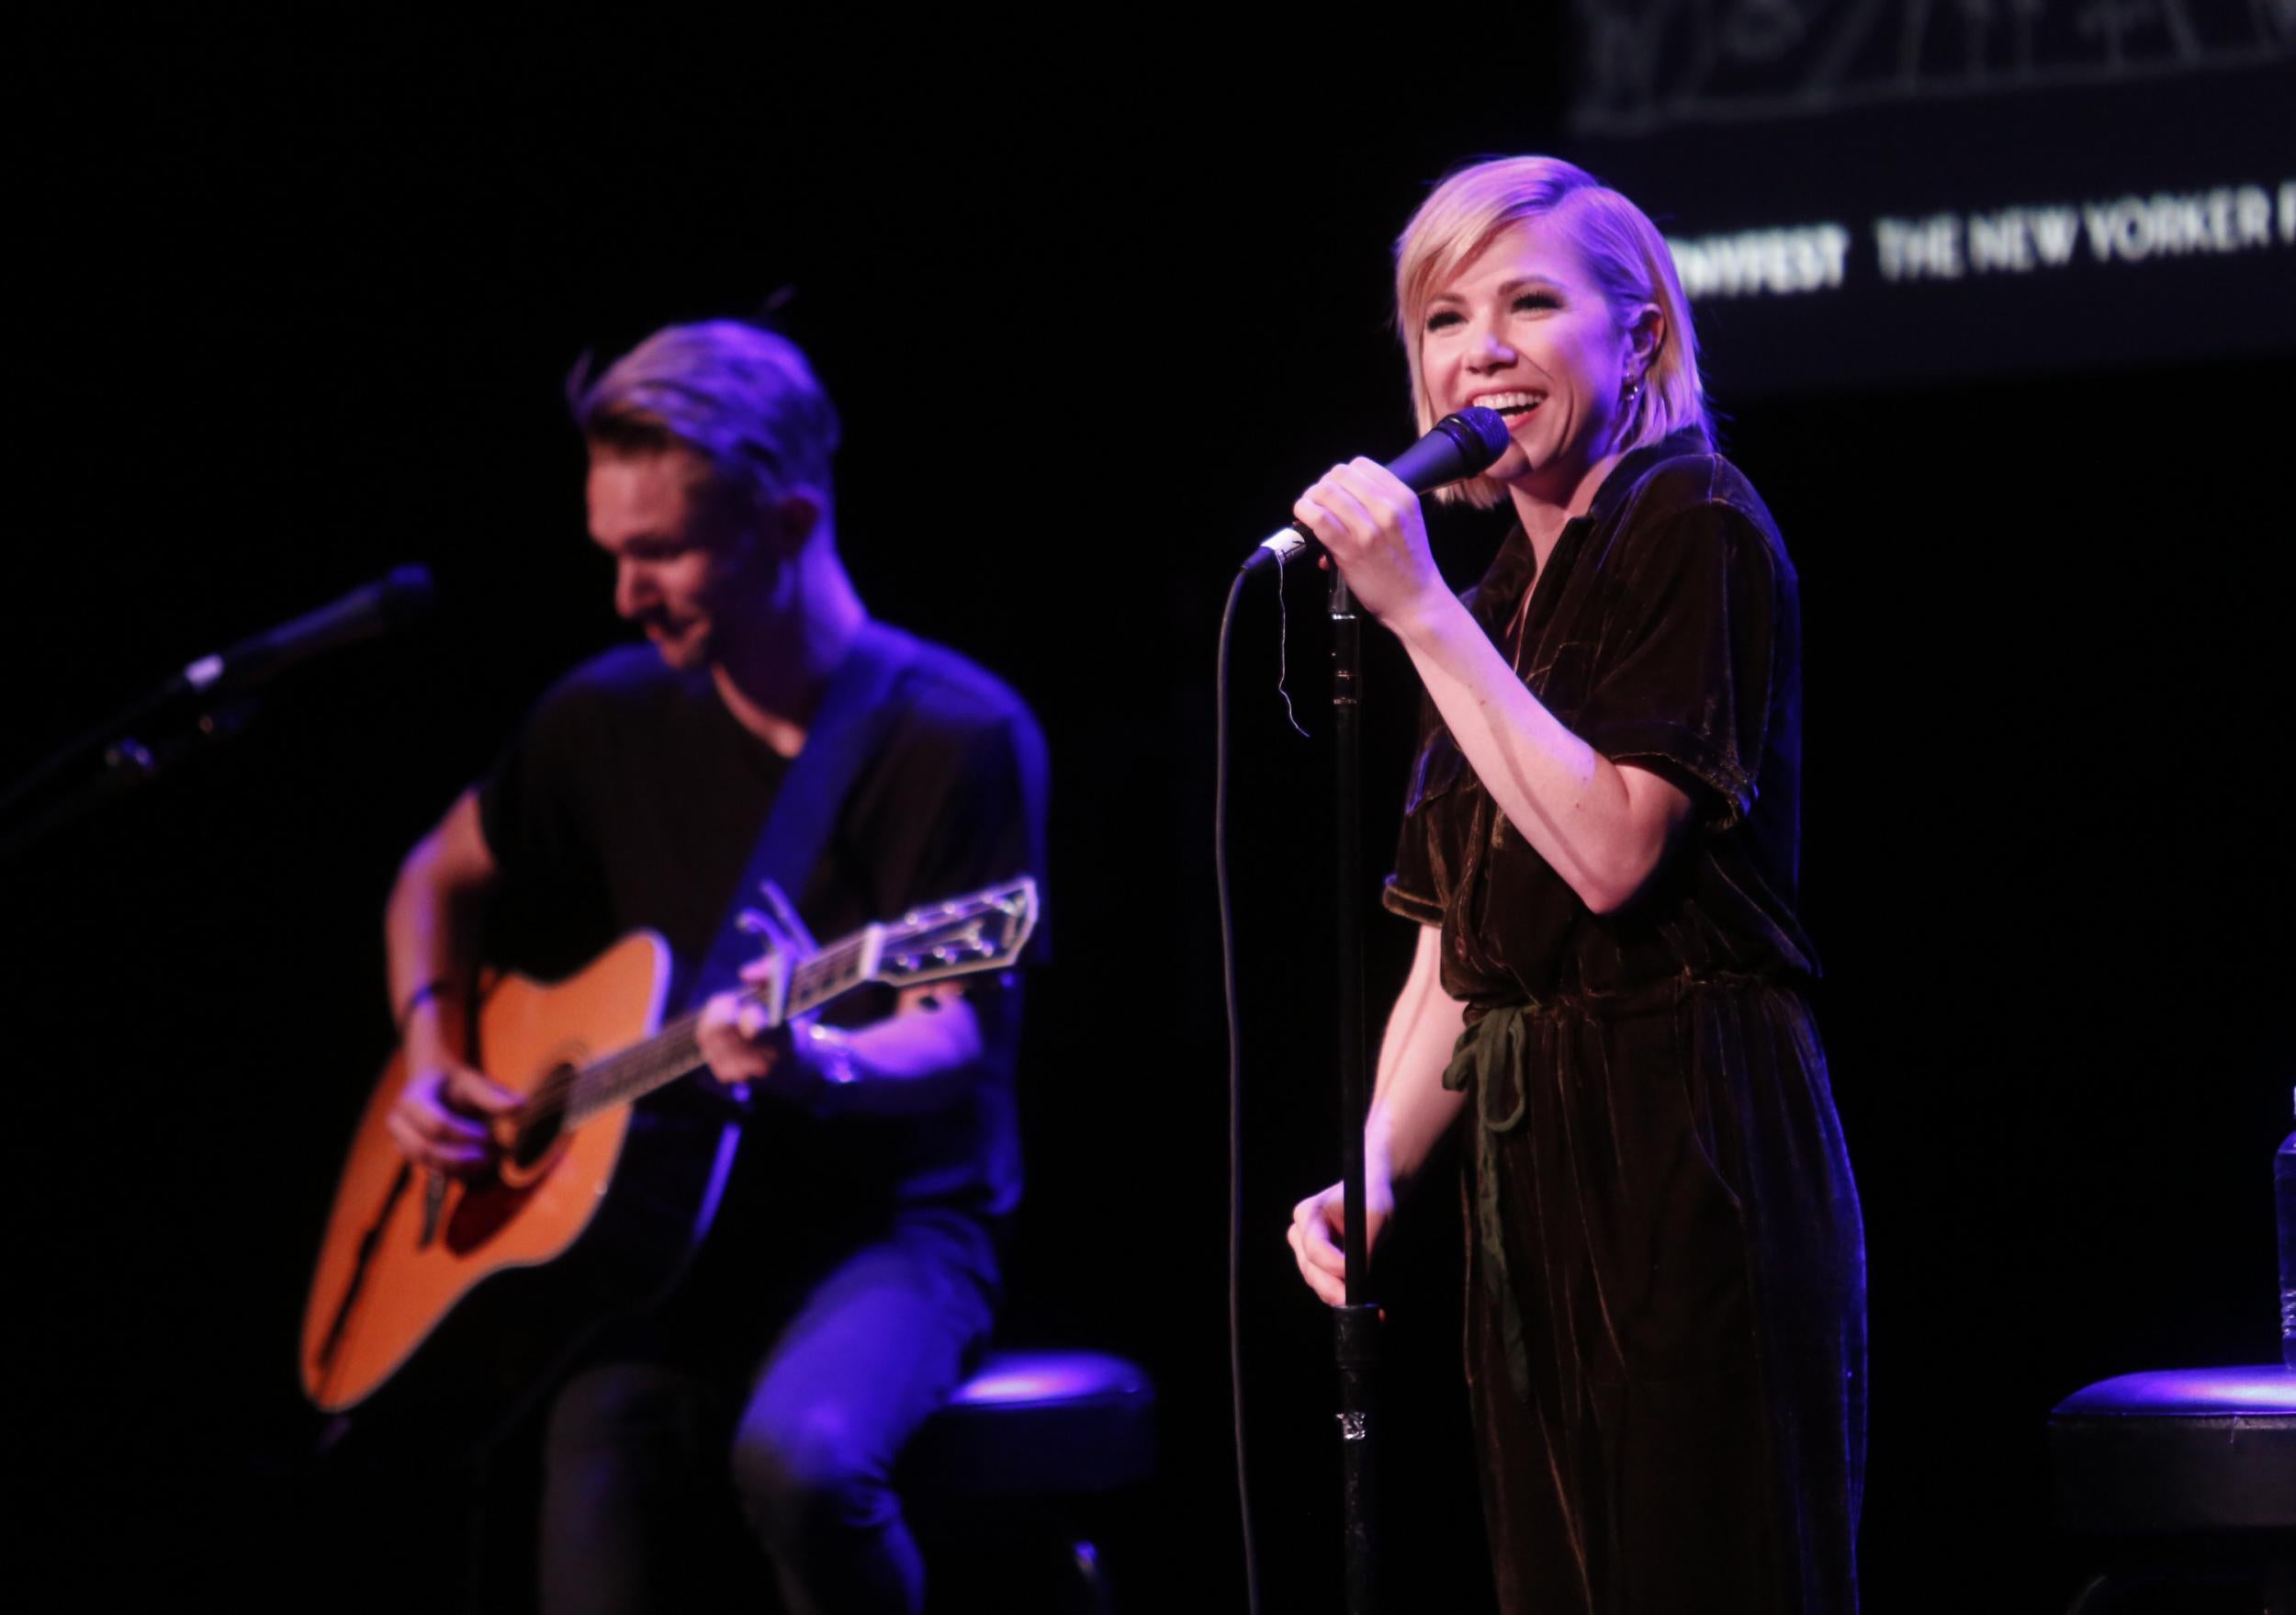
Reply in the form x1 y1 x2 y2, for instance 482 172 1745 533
686 617 923 1010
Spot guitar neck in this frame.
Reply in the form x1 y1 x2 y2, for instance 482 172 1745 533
520 875 1035 1137
555 931 882 1129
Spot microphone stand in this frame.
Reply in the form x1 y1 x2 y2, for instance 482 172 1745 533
0 679 257 860
1328 567 1380 1615
1236 413 1503 1612
0 565 433 860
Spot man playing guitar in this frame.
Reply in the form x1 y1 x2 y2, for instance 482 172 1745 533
383 319 1048 1615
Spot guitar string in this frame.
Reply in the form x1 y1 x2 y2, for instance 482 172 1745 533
502 893 1017 1144
530 937 870 1133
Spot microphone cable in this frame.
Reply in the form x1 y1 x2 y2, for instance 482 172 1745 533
1214 561 1266 1615
1212 411 1503 1614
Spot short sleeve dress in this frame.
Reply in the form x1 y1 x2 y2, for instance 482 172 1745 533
1386 429 1866 1615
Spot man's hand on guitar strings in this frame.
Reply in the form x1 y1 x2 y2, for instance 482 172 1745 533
696 950 855 1114
387 1060 522 1179
698 886 828 1101
697 985 805 1090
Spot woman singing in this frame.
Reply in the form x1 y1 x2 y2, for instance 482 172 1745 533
1287 157 1866 1613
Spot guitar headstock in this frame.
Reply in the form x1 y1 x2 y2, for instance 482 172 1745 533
872 876 1039 988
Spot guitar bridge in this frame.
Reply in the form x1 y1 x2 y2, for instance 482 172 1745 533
418 1170 447 1249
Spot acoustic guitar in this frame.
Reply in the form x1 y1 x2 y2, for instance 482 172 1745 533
299 876 1039 1416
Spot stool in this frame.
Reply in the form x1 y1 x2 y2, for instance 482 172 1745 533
901 1348 1156 1614
2050 1365 2296 1613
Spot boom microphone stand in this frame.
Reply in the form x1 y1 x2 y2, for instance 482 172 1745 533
0 566 433 859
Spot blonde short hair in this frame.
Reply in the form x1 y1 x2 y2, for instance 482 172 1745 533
572 320 841 511
1394 156 1710 509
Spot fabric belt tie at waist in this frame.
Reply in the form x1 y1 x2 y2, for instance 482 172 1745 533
1439 972 1796 1405
1443 999 1533 1124
1445 1002 1537 1402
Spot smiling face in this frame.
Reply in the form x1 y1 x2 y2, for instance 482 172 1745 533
586 444 767 672
1416 212 1658 517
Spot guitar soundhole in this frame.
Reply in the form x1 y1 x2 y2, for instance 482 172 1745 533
509 1066 574 1173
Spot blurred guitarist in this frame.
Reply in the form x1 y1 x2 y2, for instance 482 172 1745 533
382 319 1048 1615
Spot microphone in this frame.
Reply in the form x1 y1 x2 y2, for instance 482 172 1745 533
1243 407 1513 573
180 565 436 695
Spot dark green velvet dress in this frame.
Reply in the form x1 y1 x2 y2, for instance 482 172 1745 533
1384 429 1866 1614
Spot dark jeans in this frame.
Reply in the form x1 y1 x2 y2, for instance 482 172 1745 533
536 1207 1000 1615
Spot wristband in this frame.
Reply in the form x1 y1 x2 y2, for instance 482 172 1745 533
395 978 456 1035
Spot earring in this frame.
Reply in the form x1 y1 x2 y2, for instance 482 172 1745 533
1623 377 1644 407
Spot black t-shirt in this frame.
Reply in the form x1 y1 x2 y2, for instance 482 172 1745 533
1385 428 1817 1007
475 637 1048 1219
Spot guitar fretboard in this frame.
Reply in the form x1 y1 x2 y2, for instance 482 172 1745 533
532 931 880 1132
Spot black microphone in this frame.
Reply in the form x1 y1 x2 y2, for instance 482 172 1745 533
1242 407 1513 573
180 565 436 695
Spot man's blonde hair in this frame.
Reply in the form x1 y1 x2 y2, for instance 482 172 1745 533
573 321 841 511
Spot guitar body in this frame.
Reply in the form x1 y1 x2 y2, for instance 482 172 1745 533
300 931 729 1416
299 876 1040 1422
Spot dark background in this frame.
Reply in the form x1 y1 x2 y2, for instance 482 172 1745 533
11 19 2291 1613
